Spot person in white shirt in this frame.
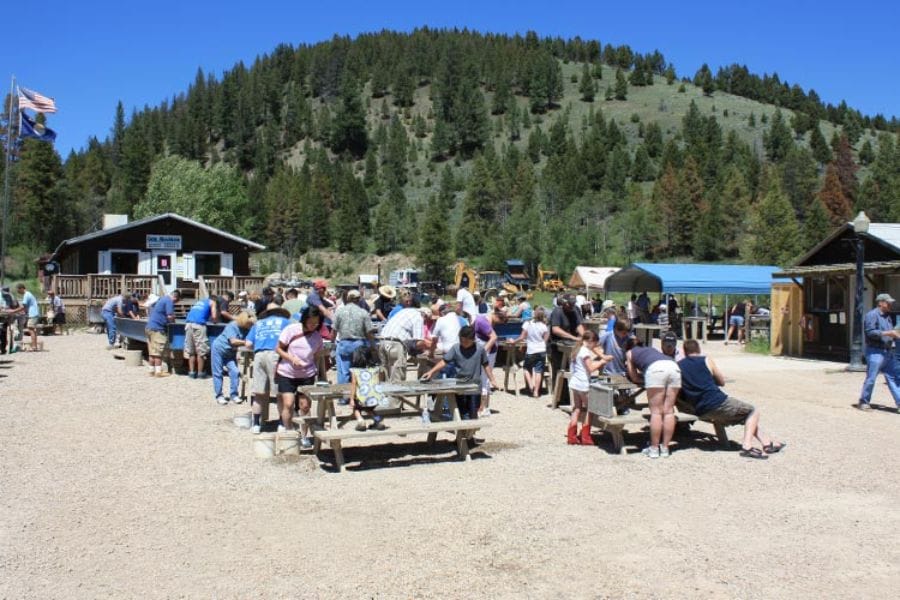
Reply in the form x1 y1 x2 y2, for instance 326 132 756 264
430 303 462 355
449 284 477 324
514 307 550 397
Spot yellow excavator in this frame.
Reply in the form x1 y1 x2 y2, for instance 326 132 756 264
454 261 478 292
537 264 564 292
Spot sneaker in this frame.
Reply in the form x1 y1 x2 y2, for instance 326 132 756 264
642 445 660 458
188 372 197 379
251 424 261 434
277 424 288 433
300 437 313 450
199 373 209 380
355 421 368 432
155 371 172 378
231 395 244 405
855 402 872 412
372 419 386 431
215 395 228 405
106 344 115 350
659 446 670 458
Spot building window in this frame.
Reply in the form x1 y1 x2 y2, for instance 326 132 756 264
827 276 847 310
111 252 138 274
195 253 222 276
809 277 827 311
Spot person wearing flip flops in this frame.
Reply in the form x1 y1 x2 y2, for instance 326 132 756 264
678 339 785 459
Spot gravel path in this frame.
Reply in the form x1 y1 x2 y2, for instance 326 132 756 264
1 333 898 598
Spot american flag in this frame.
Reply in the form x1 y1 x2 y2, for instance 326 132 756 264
18 87 57 113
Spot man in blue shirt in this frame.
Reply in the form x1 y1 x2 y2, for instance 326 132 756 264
245 301 291 433
101 292 129 349
856 293 900 411
146 290 181 377
15 284 40 351
184 296 218 379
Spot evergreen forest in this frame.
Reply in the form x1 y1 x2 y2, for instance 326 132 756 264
3 28 900 281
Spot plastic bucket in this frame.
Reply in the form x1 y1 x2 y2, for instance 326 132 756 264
276 432 300 456
253 434 276 458
232 412 252 429
125 349 143 367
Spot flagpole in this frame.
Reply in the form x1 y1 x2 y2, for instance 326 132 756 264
1 74 14 285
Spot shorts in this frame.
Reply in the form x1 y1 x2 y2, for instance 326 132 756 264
524 352 546 373
644 360 682 388
276 374 316 394
571 389 589 410
53 313 66 325
26 317 39 329
183 323 209 357
701 397 755 425
146 329 168 357
729 315 745 327
251 350 279 396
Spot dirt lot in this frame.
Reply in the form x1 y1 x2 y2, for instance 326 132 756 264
1 333 899 599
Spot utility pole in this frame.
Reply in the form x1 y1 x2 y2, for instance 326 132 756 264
1 76 17 285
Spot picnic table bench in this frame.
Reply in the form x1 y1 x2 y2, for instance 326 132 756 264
295 380 490 473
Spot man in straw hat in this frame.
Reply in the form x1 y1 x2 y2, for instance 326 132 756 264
374 285 397 321
245 299 291 432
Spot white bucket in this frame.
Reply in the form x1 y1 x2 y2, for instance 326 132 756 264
125 349 143 367
276 432 300 456
253 434 276 458
232 412 252 429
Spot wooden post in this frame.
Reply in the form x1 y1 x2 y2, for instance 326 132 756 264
120 273 126 296
86 274 93 301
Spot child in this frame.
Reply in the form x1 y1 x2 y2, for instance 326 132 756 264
568 329 611 445
515 306 549 398
349 346 387 431
421 326 493 421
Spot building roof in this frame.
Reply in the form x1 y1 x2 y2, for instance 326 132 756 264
604 263 788 295
774 260 900 278
568 266 620 290
793 221 900 266
50 213 265 260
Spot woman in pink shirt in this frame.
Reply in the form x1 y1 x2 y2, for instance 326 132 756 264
275 306 325 444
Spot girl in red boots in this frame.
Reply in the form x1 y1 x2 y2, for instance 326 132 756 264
567 329 610 445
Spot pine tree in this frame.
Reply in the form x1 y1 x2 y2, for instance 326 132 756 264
491 77 512 115
694 191 726 260
743 178 802 265
455 155 498 256
451 74 489 157
630 144 655 181
644 121 663 157
417 195 453 280
803 197 831 251
329 76 368 159
780 146 818 218
430 116 451 161
438 164 457 211
809 126 832 164
363 149 379 189
694 64 714 96
720 166 751 257
14 139 65 249
818 164 852 226
858 139 875 165
579 63 595 102
831 134 859 206
592 61 603 80
763 109 793 162
649 165 679 255
614 68 628 100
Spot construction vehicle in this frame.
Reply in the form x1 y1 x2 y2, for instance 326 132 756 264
453 261 477 292
389 268 419 290
504 259 533 291
537 264 565 293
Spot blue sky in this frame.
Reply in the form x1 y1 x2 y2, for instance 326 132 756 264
4 0 898 156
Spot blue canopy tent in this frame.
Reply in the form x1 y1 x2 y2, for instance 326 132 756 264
603 263 788 295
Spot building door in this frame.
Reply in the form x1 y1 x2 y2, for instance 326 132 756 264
152 252 177 294
771 283 803 357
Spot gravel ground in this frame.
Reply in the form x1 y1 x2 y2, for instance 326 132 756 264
1 332 899 599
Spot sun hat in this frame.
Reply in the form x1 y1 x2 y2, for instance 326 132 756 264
601 299 616 311
875 293 895 303
238 290 248 298
234 311 254 329
260 302 290 319
347 289 361 300
379 285 397 299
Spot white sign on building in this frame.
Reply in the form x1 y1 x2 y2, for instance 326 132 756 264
146 234 182 250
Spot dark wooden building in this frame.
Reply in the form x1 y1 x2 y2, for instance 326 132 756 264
772 219 900 361
45 213 265 323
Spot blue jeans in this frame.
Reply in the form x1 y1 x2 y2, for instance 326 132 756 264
336 339 368 384
212 349 240 398
102 310 116 345
860 347 900 406
458 394 481 420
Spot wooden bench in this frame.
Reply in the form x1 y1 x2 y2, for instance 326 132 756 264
591 411 728 454
312 420 492 473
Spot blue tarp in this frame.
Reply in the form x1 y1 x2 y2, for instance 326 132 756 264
603 263 788 295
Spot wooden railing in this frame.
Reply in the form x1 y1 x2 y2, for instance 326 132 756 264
200 275 265 297
53 274 162 299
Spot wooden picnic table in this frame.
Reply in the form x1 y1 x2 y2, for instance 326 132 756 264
634 323 663 347
550 340 576 409
499 339 526 394
682 316 708 342
295 379 490 472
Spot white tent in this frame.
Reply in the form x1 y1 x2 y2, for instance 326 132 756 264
568 266 619 295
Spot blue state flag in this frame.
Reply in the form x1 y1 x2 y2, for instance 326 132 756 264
19 112 57 142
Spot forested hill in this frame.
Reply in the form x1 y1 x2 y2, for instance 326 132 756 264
5 28 900 281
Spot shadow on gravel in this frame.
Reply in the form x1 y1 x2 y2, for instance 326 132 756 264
316 439 502 473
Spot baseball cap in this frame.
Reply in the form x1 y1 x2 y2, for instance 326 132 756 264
347 289 361 300
875 293 895 303
661 331 678 347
